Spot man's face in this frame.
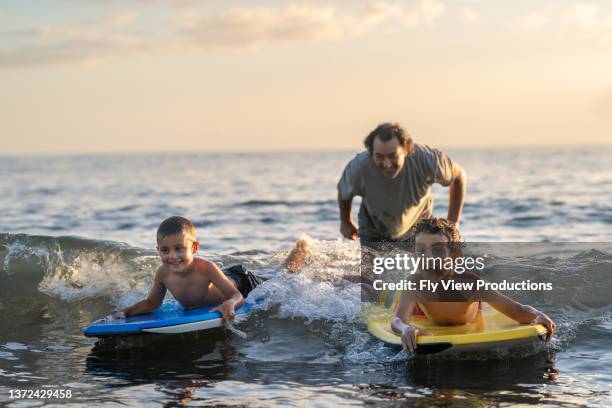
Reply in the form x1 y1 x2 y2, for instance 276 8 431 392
157 233 199 274
414 232 451 276
372 137 407 179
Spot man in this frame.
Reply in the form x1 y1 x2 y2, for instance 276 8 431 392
337 122 467 247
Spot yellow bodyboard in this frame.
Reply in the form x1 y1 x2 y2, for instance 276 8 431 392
365 291 547 353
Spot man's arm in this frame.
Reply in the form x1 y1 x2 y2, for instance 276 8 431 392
338 191 359 240
447 164 467 225
209 263 244 321
114 269 167 318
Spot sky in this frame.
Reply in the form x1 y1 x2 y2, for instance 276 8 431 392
1 0 612 154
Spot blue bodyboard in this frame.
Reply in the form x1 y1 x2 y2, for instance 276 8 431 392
84 300 258 337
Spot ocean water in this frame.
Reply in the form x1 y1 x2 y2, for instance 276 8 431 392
0 148 611 406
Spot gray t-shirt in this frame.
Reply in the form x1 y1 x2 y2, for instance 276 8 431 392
337 144 457 240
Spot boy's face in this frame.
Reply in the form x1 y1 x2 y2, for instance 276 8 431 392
414 232 452 275
157 233 199 274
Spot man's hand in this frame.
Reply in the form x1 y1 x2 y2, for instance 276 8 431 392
211 301 236 322
340 220 359 240
337 193 359 240
531 312 557 341
400 325 431 352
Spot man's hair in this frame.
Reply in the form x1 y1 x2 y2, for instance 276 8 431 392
411 217 462 250
157 216 196 242
363 122 414 156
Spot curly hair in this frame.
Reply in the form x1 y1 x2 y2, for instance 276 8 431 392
157 216 196 242
363 122 414 156
410 217 462 250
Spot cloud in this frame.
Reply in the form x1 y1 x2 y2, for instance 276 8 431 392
0 2 447 67
83 12 139 27
403 0 445 27
177 5 346 48
357 2 405 33
518 12 551 30
94 0 211 5
0 39 146 67
460 8 479 24
516 2 612 44
177 1 445 49
560 2 599 30
0 13 147 68
13 13 138 39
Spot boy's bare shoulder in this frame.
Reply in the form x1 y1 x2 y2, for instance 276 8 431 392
155 264 171 280
192 258 222 275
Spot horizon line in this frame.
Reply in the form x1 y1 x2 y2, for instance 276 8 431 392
2 142 611 158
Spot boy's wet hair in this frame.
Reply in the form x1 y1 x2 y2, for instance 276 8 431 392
157 216 196 242
410 217 462 250
363 122 414 156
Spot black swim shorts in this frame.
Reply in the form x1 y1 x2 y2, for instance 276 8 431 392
222 264 263 298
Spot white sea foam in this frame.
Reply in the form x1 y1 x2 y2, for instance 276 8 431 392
37 250 159 303
2 240 50 276
250 237 362 324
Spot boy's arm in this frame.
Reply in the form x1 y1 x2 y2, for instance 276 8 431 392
487 291 557 341
208 263 244 322
391 297 415 334
391 294 429 352
113 268 167 318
